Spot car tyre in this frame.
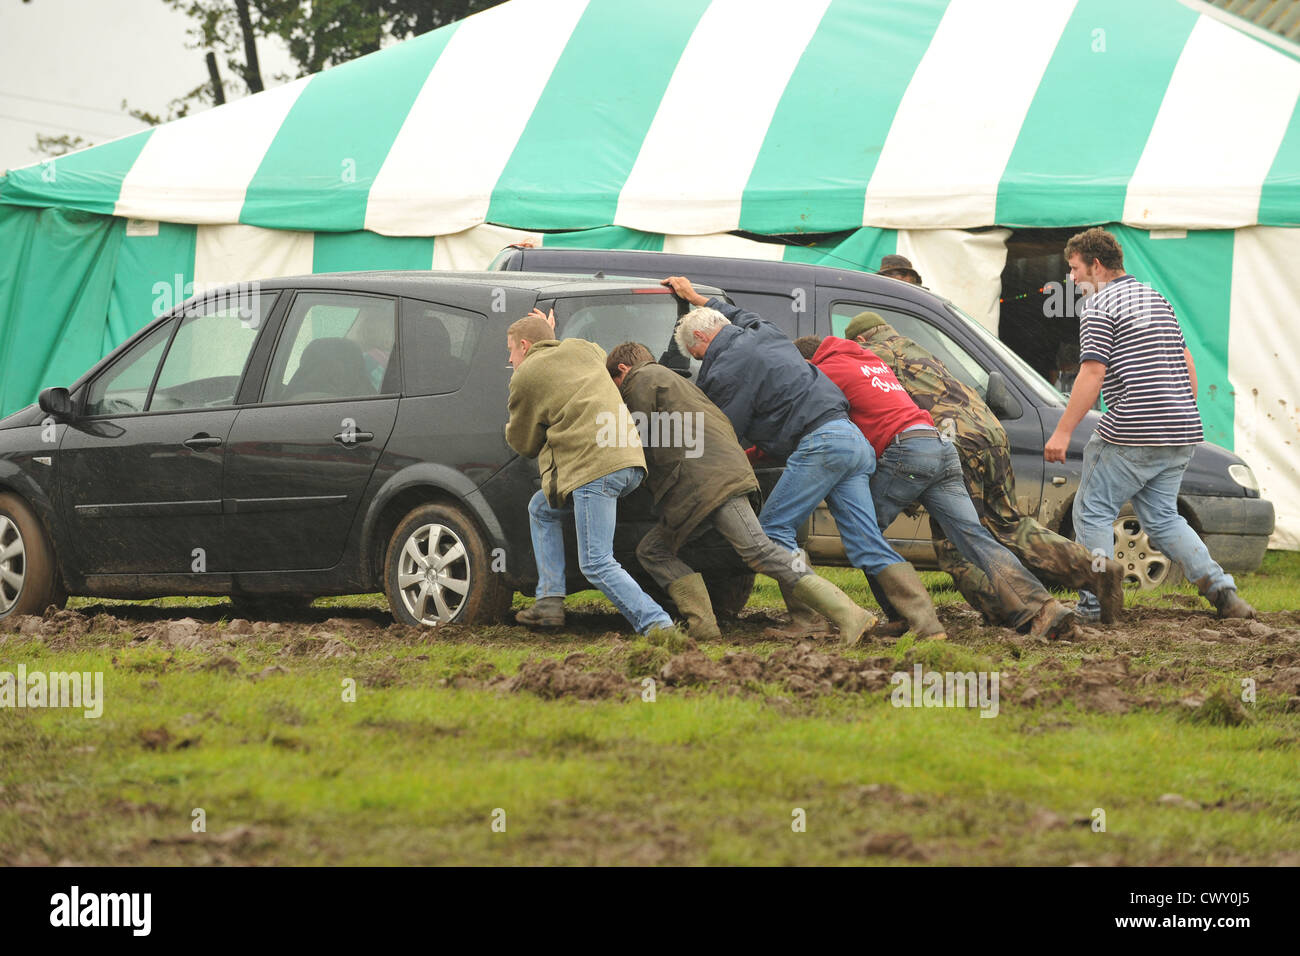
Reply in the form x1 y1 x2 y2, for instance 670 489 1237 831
384 503 510 627
0 492 67 621
1113 511 1184 590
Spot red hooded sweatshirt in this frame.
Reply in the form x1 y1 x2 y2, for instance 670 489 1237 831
809 337 933 455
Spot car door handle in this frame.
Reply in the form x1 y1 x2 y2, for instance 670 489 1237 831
183 434 223 449
1051 475 1067 486
334 430 375 444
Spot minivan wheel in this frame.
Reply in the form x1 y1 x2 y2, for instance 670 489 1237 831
1113 514 1182 589
384 503 510 627
0 492 67 620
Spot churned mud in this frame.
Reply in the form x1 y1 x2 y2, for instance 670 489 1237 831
3 596 1298 717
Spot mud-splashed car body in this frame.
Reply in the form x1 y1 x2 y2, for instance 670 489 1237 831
0 272 754 626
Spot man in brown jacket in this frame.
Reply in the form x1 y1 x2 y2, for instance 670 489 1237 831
505 313 674 635
608 343 875 646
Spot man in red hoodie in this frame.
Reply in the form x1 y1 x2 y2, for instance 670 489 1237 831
795 335 1076 640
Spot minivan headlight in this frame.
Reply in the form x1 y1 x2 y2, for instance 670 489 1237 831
1228 463 1259 493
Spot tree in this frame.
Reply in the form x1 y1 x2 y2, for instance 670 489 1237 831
259 1 497 77
28 0 498 151
31 134 88 157
162 0 498 92
161 0 275 99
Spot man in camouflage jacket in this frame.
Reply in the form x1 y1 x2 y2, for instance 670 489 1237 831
842 311 1123 625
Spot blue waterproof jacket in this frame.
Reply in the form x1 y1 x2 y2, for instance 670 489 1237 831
696 297 848 458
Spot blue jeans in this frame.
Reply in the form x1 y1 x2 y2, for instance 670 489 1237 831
1073 435 1234 618
758 418 903 575
527 466 672 634
871 434 1050 628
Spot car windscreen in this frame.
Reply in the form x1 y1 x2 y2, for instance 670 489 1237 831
488 246 517 271
944 302 1066 407
551 291 697 379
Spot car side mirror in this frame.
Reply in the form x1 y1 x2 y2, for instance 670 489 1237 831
38 386 75 421
984 370 1022 420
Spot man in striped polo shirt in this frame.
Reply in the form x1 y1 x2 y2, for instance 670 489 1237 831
1044 228 1255 621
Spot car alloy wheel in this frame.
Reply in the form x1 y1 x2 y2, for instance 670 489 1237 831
0 514 24 614
396 522 472 625
1112 515 1174 590
0 492 66 620
384 502 512 628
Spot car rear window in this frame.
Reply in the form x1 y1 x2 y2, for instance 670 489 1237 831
551 292 697 379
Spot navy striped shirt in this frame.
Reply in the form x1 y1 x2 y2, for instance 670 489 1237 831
1078 274 1203 446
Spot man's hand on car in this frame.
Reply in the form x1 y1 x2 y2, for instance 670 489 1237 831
527 307 556 332
661 276 709 307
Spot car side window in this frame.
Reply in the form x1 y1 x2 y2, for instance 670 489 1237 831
553 292 699 380
264 293 397 403
83 320 175 417
726 291 803 336
400 299 482 396
830 303 990 395
149 292 273 411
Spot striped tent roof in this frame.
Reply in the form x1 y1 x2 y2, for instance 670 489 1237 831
4 0 1300 236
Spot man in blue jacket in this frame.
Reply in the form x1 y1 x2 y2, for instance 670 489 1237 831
664 276 945 641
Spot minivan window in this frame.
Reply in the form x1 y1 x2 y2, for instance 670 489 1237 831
944 303 1066 407
725 291 805 337
150 292 272 411
265 292 398 403
553 292 698 379
831 302 990 395
83 320 174 416
488 246 517 271
401 299 482 396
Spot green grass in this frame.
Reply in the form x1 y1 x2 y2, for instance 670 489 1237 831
2 653 1295 865
1 552 1296 865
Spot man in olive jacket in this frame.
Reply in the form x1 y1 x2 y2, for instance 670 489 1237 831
608 343 874 646
504 312 673 635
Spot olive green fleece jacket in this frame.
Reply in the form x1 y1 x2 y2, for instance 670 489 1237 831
505 338 646 507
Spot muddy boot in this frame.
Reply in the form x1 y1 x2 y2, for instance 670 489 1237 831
1094 558 1125 624
872 618 910 638
1193 575 1257 620
1026 599 1076 641
666 572 722 641
1213 588 1256 620
791 575 877 647
876 562 946 640
765 580 833 639
515 596 564 628
866 573 909 637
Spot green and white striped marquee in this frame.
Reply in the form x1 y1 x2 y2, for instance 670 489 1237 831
6 0 1300 233
3 0 1300 545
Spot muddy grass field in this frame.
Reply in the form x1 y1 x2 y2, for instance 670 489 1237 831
2 556 1299 866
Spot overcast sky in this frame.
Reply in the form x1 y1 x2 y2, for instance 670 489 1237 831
0 0 297 173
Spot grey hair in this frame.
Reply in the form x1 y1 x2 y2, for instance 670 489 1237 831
675 306 729 354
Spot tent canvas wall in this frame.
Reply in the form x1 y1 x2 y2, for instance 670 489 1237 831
3 0 1299 545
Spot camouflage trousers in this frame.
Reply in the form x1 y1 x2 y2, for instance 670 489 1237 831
934 435 1097 624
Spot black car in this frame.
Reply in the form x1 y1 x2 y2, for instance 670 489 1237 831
491 245 1275 587
0 272 756 626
